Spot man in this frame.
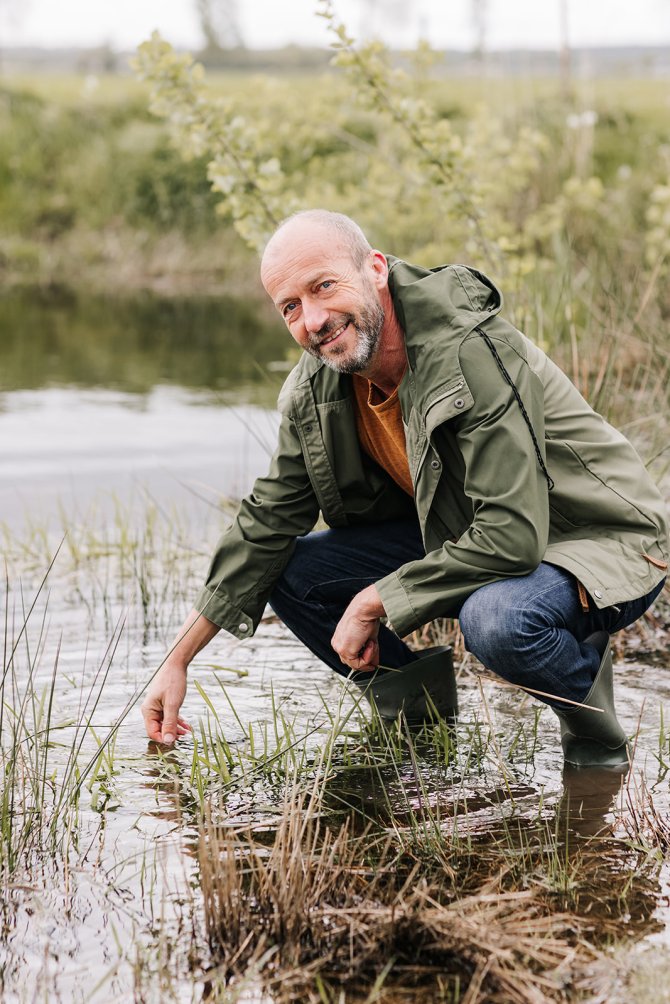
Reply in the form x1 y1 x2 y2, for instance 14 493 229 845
141 210 668 767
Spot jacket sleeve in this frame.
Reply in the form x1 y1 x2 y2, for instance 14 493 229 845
375 327 551 635
194 406 320 637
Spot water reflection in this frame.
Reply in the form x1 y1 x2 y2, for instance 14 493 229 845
558 764 628 838
0 285 290 403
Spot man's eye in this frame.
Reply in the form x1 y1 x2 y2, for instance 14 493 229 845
320 280 334 290
283 302 297 316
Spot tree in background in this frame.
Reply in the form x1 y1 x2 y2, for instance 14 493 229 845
471 0 489 62
195 0 244 53
0 0 29 69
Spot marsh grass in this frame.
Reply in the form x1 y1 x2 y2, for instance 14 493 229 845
1 496 670 1002
0 559 122 877
198 779 585 1004
185 691 669 1003
0 500 211 892
2 496 207 642
617 770 670 855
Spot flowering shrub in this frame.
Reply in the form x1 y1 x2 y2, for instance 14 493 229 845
134 6 670 446
646 179 670 272
135 20 667 285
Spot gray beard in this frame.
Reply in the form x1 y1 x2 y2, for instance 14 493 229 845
306 302 385 374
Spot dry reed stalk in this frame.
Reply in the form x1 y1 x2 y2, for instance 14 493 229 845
619 772 670 852
408 618 466 664
198 785 587 1004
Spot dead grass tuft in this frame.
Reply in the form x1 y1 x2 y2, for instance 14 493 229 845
618 773 670 853
199 785 588 1004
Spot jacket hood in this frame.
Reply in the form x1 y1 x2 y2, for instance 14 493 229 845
386 257 503 369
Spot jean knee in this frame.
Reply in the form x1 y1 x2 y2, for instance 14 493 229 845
459 591 495 661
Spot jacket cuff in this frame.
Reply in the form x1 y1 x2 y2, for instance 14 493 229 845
194 585 255 640
376 571 422 637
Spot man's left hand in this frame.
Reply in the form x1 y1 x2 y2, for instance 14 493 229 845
331 584 386 672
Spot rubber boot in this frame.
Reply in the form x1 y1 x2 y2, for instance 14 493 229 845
555 631 630 768
349 645 458 724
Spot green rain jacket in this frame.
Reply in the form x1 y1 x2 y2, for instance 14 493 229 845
195 257 669 639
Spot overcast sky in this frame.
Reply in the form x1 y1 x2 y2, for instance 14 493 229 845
1 0 669 52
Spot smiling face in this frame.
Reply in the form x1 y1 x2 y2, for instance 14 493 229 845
260 219 389 375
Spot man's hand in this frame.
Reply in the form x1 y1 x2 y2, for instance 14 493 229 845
141 659 192 745
141 608 220 745
331 584 386 672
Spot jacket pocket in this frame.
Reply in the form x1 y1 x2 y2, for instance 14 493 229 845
548 504 584 533
424 377 474 438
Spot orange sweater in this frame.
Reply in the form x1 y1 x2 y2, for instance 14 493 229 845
351 374 413 496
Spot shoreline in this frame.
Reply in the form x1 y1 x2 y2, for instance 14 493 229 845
0 224 267 299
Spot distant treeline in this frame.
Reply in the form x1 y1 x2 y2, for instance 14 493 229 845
3 43 669 78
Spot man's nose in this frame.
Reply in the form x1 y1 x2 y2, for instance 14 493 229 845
302 298 329 334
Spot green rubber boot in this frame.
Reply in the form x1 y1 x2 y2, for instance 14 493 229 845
349 646 458 724
556 631 630 768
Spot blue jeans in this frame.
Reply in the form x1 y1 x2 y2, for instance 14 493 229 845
269 518 665 705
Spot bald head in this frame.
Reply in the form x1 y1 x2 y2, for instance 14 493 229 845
261 210 372 283
258 209 400 378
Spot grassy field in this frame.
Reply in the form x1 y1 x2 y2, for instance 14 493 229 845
2 68 669 298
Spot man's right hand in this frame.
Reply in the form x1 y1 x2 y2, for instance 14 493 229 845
140 607 220 744
141 659 191 745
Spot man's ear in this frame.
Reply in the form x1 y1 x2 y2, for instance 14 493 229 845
369 250 389 289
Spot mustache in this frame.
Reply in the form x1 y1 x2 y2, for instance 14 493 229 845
308 314 354 349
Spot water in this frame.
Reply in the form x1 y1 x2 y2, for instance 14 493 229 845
0 385 281 527
0 287 288 527
0 287 293 1001
0 286 288 398
2 288 670 1003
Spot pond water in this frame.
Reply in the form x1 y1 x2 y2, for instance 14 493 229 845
0 287 287 527
2 288 670 1004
